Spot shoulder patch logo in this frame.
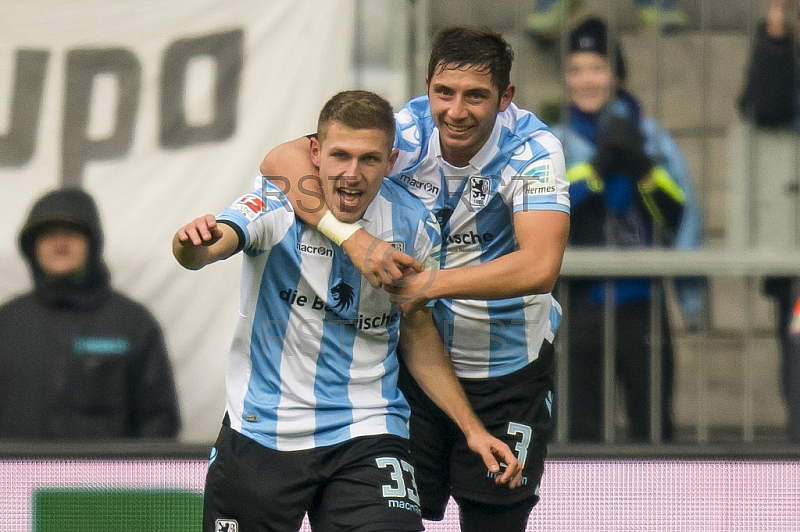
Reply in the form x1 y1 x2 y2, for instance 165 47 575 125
231 193 265 221
469 176 491 207
521 160 556 195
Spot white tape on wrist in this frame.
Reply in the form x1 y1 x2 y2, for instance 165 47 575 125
317 211 361 246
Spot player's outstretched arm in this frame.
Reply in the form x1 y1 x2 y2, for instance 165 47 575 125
172 214 239 270
393 210 569 314
260 138 423 287
399 309 523 488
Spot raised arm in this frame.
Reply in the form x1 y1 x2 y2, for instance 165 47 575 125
399 308 523 488
172 214 240 270
260 138 423 286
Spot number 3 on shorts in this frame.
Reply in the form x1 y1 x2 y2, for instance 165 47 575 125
375 457 421 505
507 422 532 467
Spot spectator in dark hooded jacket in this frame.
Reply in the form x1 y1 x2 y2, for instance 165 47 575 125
738 0 800 443
0 188 180 440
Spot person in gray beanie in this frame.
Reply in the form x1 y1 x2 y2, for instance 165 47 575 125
0 188 181 440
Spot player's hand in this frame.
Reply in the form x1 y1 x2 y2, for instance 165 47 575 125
341 229 423 288
465 431 524 489
384 269 436 314
176 214 225 247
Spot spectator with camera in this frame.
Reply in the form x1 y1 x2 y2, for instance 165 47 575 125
551 17 701 442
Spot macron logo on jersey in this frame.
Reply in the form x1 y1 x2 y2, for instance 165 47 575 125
521 160 556 194
397 173 440 195
231 193 266 221
297 242 334 257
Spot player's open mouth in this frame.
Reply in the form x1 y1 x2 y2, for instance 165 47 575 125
337 187 362 210
444 123 472 134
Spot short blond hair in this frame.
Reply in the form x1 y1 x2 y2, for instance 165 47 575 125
316 90 395 152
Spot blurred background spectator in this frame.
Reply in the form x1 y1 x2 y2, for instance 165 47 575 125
739 0 799 129
550 17 703 442
738 0 800 443
0 188 180 440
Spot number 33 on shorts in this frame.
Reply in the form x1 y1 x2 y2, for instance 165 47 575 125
376 456 422 509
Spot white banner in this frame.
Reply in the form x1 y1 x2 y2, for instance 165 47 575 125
0 0 357 442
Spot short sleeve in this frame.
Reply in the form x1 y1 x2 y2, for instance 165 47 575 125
216 176 295 254
511 131 570 215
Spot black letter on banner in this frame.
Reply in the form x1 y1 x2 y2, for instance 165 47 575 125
61 48 141 187
0 49 49 167
160 29 243 148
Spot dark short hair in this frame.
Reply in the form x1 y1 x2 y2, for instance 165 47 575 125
427 26 514 95
317 90 395 151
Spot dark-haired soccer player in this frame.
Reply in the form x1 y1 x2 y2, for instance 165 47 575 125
174 89 520 532
259 26 570 532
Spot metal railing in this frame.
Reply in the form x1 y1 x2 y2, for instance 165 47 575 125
555 248 800 444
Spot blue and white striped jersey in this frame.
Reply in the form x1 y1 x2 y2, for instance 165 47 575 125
391 96 570 379
218 177 441 451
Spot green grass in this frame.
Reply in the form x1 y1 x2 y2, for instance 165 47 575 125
32 488 203 532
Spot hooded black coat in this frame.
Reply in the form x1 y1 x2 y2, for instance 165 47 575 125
0 189 181 439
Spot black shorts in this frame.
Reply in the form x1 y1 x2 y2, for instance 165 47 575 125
398 343 555 520
202 423 424 532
